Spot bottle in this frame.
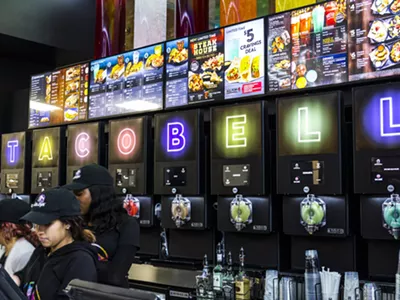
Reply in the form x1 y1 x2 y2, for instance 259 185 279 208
235 247 251 300
196 254 213 299
304 250 322 300
213 243 224 295
222 251 235 300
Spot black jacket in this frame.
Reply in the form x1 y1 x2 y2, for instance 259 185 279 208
17 241 98 300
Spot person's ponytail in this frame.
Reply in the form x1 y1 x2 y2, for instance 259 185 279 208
62 217 96 243
82 229 96 243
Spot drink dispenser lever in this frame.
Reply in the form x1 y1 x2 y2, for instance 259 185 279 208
171 194 191 228
230 194 253 231
300 194 326 235
382 194 400 239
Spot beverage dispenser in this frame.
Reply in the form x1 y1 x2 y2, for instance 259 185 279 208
108 116 157 257
31 127 66 194
1 132 30 197
354 83 400 279
210 101 278 268
154 109 213 262
66 122 104 184
277 92 355 273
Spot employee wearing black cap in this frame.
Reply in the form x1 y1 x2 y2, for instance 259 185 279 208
64 164 140 288
0 199 38 278
16 188 98 300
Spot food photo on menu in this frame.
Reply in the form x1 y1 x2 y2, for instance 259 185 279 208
188 29 224 103
165 38 189 108
224 18 265 99
267 0 348 91
348 0 400 80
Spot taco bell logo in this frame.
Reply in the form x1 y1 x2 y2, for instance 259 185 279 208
73 170 81 180
33 194 46 208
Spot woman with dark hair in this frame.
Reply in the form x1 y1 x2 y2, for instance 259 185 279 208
0 199 38 278
15 188 98 300
64 164 140 287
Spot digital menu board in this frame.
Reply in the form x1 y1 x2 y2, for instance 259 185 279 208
1 132 26 194
154 110 201 195
29 64 89 128
188 29 224 103
108 117 148 194
89 44 164 118
267 1 348 91
354 83 400 193
224 19 265 99
211 102 265 195
31 127 63 193
165 38 189 108
67 123 100 183
348 0 400 81
277 92 342 194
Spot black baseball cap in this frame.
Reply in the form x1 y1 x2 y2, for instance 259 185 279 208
63 164 113 191
21 188 81 225
0 198 30 224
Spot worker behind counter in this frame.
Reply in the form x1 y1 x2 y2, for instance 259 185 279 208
0 198 39 278
64 164 140 288
16 188 98 300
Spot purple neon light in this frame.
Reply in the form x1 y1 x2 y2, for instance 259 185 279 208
360 88 400 149
6 140 20 166
161 117 191 159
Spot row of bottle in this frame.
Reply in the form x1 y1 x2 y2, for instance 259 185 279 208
196 247 400 300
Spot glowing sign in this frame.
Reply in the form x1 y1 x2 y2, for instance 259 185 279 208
117 128 136 155
226 115 247 148
167 122 186 152
298 107 321 143
75 132 90 158
380 97 400 137
7 140 19 164
38 136 53 161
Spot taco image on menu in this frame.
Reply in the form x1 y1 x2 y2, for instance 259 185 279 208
225 58 241 82
240 55 251 81
251 55 261 78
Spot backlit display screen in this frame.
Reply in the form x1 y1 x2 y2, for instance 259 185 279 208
277 93 339 156
155 110 198 162
211 102 262 160
32 128 60 168
29 63 89 128
1 132 25 170
67 123 99 166
109 117 144 165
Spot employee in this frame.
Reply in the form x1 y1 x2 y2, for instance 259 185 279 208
0 198 38 277
17 188 98 300
64 164 140 287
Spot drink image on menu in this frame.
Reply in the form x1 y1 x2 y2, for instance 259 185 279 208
291 0 348 89
348 0 400 81
224 19 265 99
188 29 224 103
166 38 189 107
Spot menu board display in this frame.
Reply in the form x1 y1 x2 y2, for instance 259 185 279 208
348 0 400 81
224 19 265 99
29 64 89 128
188 29 224 103
165 38 189 108
89 44 164 118
267 1 348 91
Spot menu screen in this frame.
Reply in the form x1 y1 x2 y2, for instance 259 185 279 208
89 44 164 118
267 1 348 91
109 117 144 165
165 38 189 108
155 110 198 162
348 0 400 81
67 123 99 167
32 128 60 168
29 64 89 128
188 29 224 103
277 93 339 156
1 132 25 170
224 19 265 99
